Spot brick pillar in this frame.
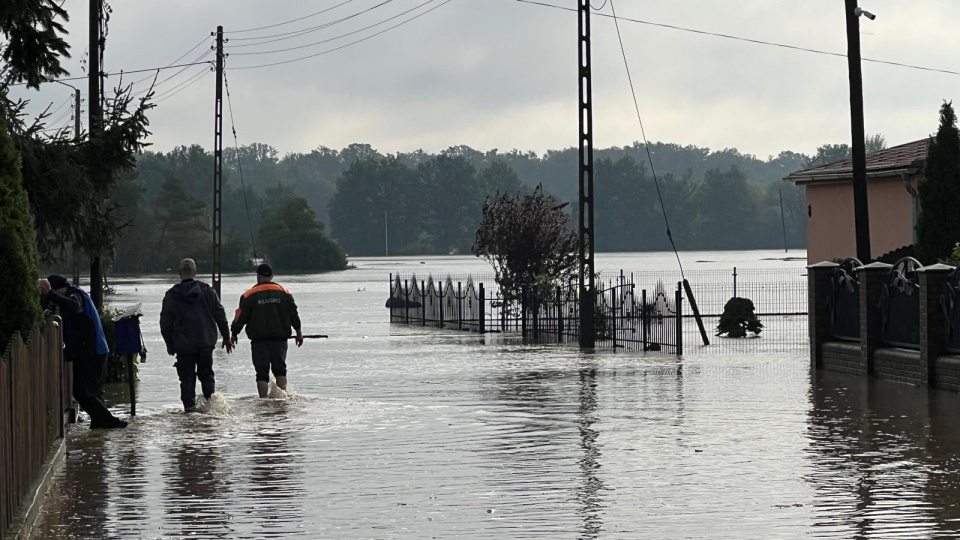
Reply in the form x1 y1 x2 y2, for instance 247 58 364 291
918 263 954 386
808 262 839 369
858 262 892 376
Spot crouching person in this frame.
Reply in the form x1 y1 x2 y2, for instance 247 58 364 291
40 275 127 429
160 258 233 412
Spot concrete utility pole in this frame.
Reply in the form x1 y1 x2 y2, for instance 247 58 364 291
845 0 872 263
212 25 224 297
577 0 596 348
89 0 103 309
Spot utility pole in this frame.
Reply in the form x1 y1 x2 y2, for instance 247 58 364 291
845 0 871 262
577 0 596 348
212 25 224 297
89 0 104 309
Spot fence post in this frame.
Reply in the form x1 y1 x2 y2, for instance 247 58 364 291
676 284 683 356
808 262 839 370
421 280 427 327
611 285 617 349
733 267 738 298
457 281 463 331
438 281 444 329
404 279 410 324
479 284 486 334
858 262 892 376
521 285 528 338
389 273 393 323
556 286 563 343
642 289 648 351
919 264 954 387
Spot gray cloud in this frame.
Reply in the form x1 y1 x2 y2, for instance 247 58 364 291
12 0 960 159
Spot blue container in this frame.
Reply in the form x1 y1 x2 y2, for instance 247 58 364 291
114 316 144 356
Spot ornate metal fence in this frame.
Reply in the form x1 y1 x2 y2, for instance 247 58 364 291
880 257 921 348
829 258 862 341
390 267 807 355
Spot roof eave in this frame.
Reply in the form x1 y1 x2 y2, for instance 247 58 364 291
784 167 921 185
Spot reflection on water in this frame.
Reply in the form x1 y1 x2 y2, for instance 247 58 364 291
806 371 960 539
26 260 960 538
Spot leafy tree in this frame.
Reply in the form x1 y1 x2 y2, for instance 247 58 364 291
259 195 346 272
154 176 210 270
2 0 154 264
0 116 41 347
419 155 482 254
917 102 960 263
695 166 764 249
805 134 887 168
473 185 578 304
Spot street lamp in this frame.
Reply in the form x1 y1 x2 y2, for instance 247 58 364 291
51 79 83 285
845 0 875 263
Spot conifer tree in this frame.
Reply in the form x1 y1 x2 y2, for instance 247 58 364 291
917 102 960 263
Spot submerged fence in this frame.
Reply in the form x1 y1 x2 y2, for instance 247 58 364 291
1 317 71 536
389 267 808 354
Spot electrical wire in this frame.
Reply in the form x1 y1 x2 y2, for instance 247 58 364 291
228 0 395 46
221 67 259 255
151 66 210 101
514 0 960 78
43 95 73 119
231 0 452 70
230 0 436 56
129 35 212 87
154 70 211 104
607 0 684 277
132 49 214 98
226 0 357 34
11 61 215 87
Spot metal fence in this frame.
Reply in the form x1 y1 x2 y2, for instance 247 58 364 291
390 267 808 354
1 317 71 535
880 257 921 349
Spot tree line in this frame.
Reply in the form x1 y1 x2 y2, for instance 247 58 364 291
111 136 879 267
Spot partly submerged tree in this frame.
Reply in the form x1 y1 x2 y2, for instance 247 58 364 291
472 184 578 303
917 102 960 263
259 195 347 272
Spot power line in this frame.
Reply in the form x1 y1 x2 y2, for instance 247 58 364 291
515 0 960 78
227 0 357 34
221 67 259 255
231 0 452 70
44 95 73 119
228 0 395 46
606 0 683 276
152 66 210 101
10 61 214 87
230 0 437 56
132 49 214 97
154 70 212 104
129 35 212 87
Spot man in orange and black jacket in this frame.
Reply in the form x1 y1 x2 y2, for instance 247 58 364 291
231 263 303 397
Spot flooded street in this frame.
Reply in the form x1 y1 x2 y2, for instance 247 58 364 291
30 252 960 539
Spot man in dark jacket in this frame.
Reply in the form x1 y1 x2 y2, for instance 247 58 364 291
160 258 234 412
231 263 303 397
40 275 127 429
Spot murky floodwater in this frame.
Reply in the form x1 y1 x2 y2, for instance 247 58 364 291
30 252 960 539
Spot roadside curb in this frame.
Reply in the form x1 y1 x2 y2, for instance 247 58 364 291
1 438 66 540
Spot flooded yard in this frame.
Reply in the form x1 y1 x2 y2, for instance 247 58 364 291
29 252 960 539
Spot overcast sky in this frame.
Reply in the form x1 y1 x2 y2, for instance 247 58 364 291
12 0 960 159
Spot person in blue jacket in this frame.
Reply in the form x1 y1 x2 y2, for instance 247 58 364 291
40 275 127 429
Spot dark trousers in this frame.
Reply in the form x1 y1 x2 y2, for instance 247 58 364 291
175 349 215 408
73 353 118 425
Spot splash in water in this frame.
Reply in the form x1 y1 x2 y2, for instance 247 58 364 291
266 380 289 400
195 391 231 415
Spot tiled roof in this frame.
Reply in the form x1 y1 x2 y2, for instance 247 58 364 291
785 138 929 183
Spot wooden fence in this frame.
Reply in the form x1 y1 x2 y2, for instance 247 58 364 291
1 317 71 536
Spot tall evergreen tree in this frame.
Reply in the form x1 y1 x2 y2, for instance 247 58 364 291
0 117 41 347
917 102 960 263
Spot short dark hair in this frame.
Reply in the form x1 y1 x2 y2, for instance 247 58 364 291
256 263 273 277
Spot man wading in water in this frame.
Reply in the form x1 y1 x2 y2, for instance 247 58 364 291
231 263 303 397
160 258 234 412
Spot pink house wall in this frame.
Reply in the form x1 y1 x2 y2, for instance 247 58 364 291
805 176 916 263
